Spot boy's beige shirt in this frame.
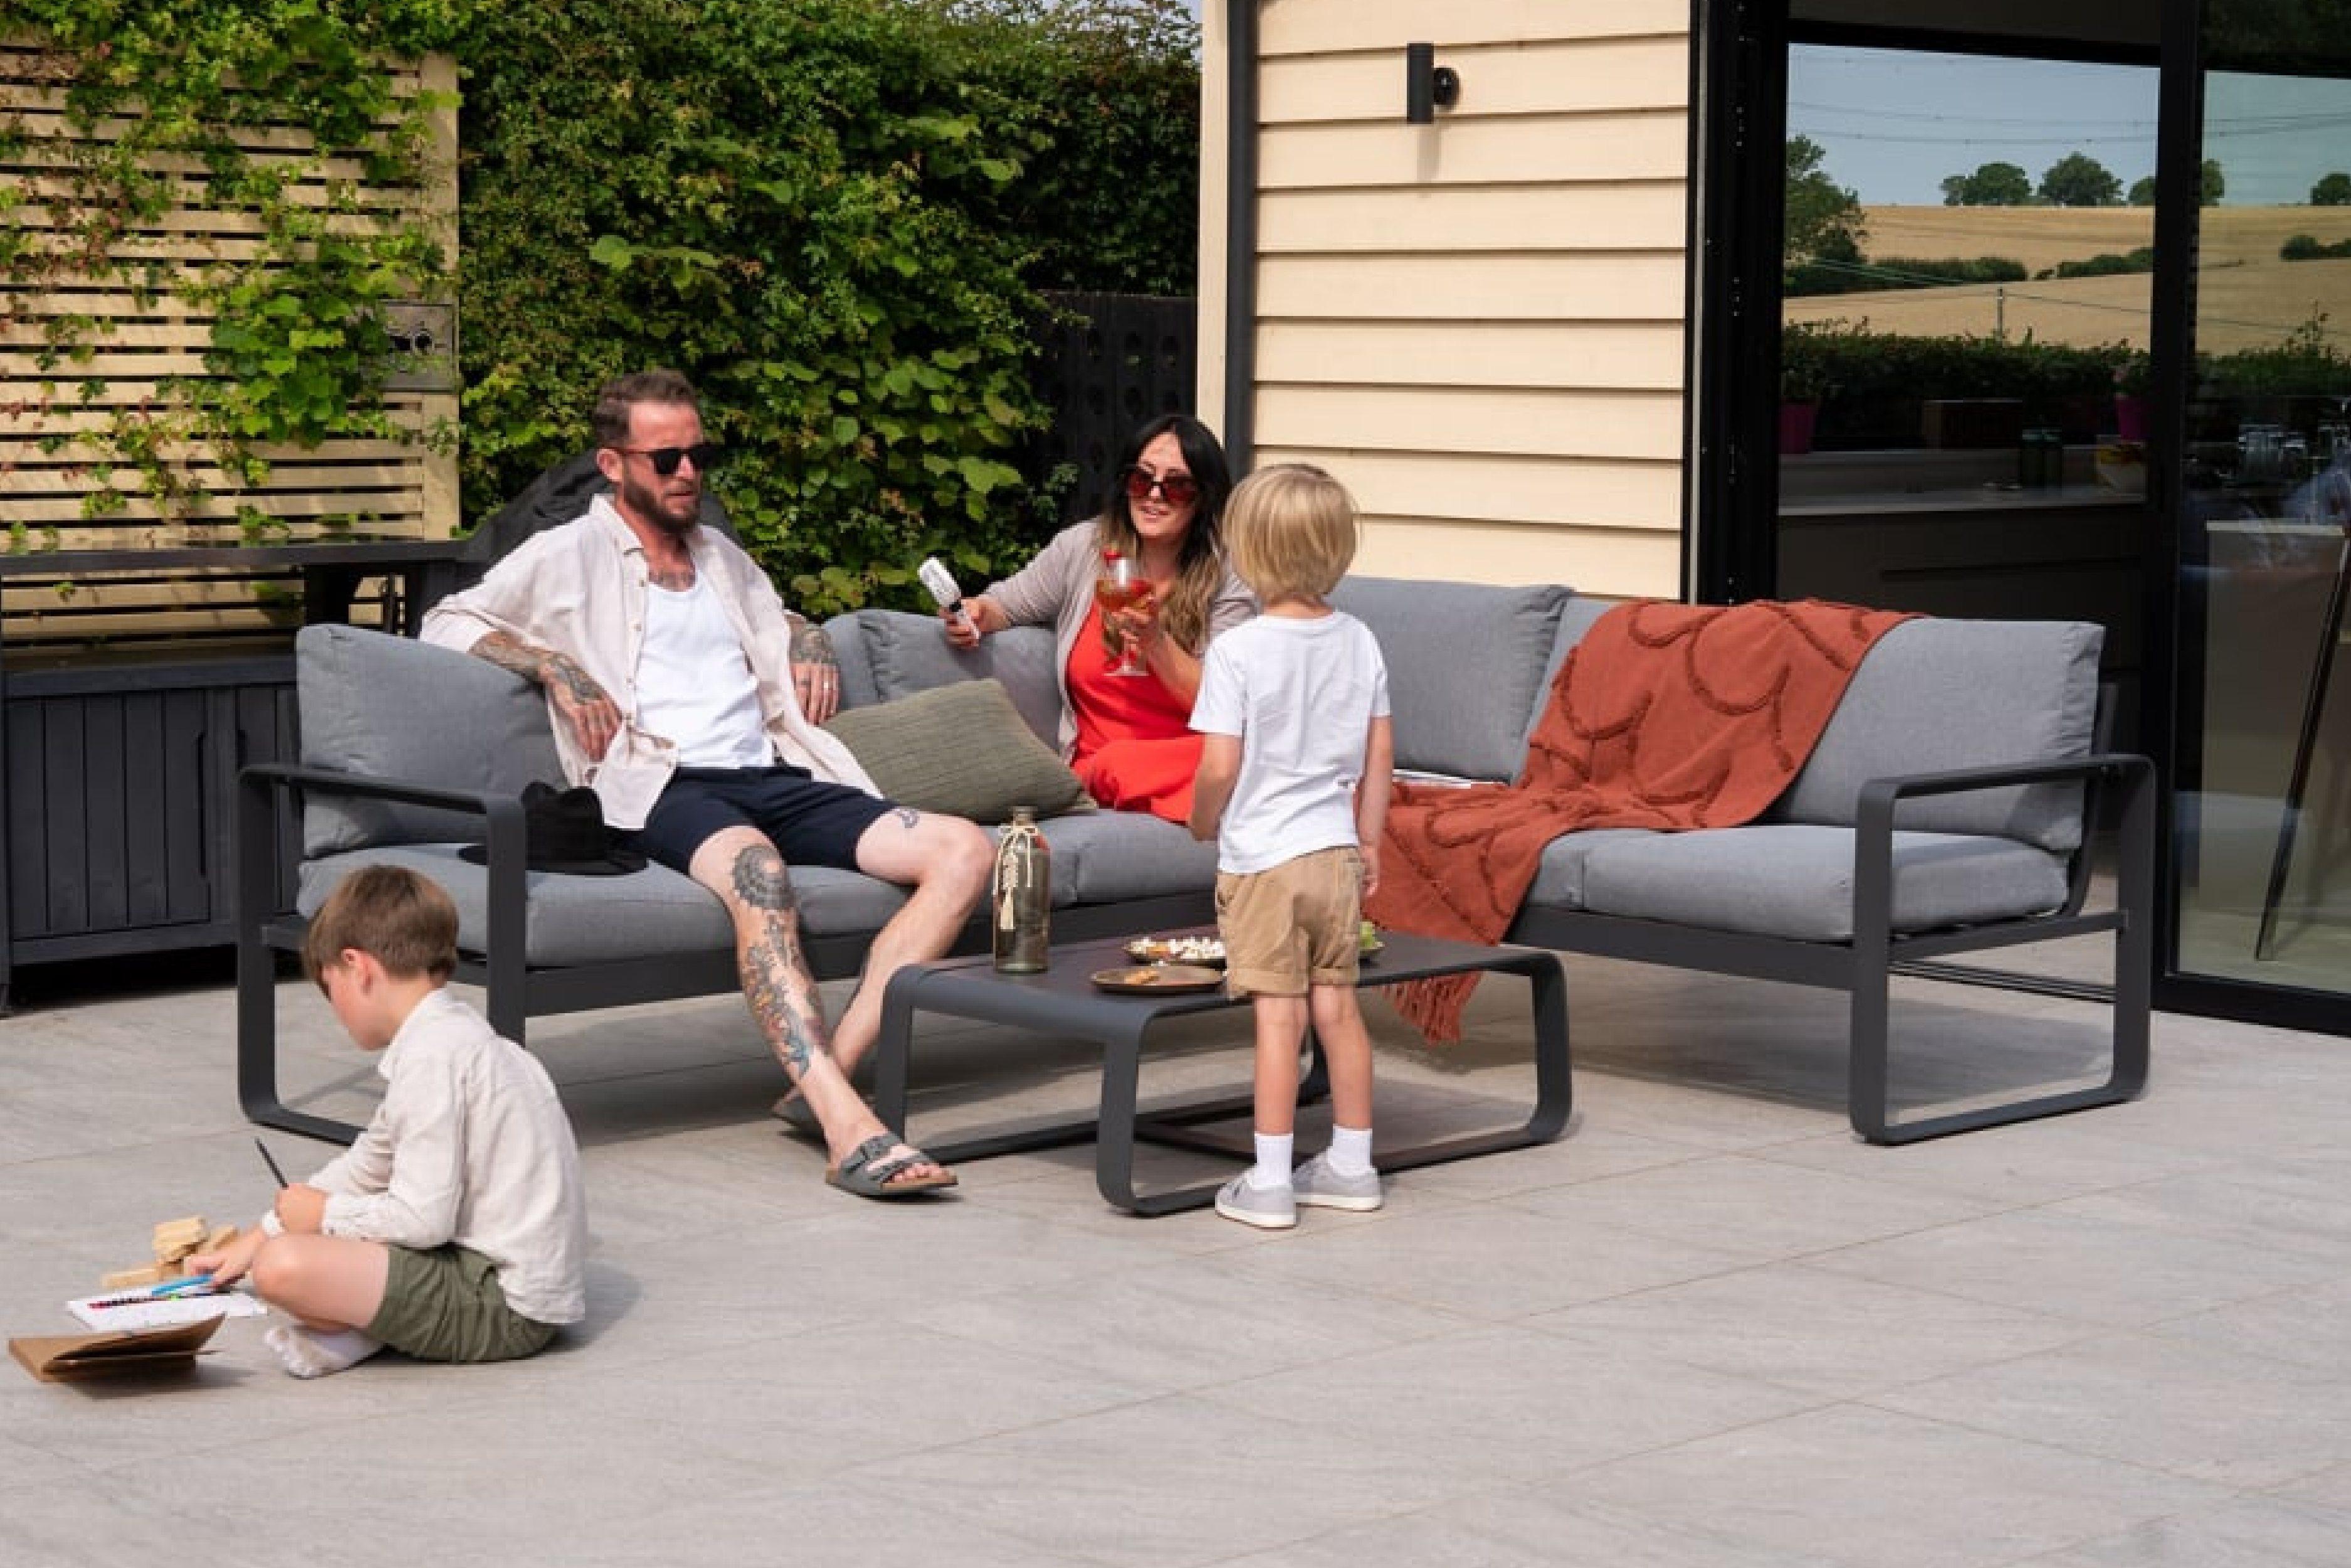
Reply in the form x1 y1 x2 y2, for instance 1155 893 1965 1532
305 989 588 1326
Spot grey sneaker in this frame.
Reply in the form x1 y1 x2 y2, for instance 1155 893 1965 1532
1214 1172 1297 1230
1292 1152 1384 1211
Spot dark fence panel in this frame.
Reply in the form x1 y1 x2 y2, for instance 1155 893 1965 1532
1028 292 1197 530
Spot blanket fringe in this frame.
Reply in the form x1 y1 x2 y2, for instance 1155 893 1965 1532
1386 973 1483 1045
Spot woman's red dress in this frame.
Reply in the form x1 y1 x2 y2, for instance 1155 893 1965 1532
1067 598 1204 823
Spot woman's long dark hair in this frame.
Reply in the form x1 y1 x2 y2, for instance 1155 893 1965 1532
1093 413 1233 654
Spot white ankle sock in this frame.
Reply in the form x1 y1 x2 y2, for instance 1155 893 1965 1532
1326 1125 1374 1177
267 1325 384 1379
1251 1131 1295 1191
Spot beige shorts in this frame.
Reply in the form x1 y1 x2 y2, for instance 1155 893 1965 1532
1216 846 1365 999
365 1243 558 1365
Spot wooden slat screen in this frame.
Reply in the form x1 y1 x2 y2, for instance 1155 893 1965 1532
0 39 458 650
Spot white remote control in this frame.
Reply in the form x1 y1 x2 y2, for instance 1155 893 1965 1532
918 557 974 635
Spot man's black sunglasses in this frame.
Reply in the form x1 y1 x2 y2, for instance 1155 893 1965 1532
615 443 723 476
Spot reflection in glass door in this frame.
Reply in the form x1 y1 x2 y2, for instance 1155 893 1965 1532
1777 43 2155 648
2174 8 2351 997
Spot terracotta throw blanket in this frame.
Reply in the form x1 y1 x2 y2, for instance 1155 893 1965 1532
1367 598 1915 1041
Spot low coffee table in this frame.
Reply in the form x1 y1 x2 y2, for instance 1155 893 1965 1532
869 929 1570 1215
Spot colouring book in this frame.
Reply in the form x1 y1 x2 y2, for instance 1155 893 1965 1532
66 1288 267 1333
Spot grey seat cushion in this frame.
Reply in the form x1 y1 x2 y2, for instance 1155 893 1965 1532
1770 618 2103 853
1030 812 1223 903
298 850 914 966
1333 577 1573 782
297 624 560 856
1522 826 1656 911
1567 824 2072 942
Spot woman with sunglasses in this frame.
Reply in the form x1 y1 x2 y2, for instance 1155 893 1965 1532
941 414 1255 823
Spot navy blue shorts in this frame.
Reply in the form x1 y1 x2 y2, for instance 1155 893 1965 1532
623 766 898 875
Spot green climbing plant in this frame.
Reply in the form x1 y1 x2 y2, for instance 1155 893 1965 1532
2 2 461 530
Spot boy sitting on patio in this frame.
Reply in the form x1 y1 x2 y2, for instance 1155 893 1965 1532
194 865 588 1377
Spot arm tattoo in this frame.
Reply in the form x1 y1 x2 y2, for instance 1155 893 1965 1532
890 807 918 830
472 633 546 684
474 633 606 704
546 655 605 703
788 616 838 669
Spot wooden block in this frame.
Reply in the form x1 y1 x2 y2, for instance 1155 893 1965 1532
202 1223 239 1251
151 1216 209 1260
100 1262 172 1289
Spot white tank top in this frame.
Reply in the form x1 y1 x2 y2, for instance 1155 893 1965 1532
636 574 774 768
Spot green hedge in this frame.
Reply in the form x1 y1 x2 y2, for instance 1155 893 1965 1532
9 1 1201 612
1791 315 2351 449
1789 323 2135 448
1785 256 2028 297
455 0 1202 613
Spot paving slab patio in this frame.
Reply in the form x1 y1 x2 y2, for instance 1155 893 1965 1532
4 944 2348 1568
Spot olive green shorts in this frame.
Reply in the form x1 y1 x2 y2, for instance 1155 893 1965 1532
364 1243 558 1365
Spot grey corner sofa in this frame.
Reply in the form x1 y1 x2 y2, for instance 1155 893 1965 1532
236 576 2150 1148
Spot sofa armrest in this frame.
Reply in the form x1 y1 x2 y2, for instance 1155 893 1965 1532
1853 751 2154 934
238 760 532 969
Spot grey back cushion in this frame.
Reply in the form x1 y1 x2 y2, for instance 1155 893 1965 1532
1332 577 1574 781
298 624 562 856
1770 617 2104 851
831 608 1064 750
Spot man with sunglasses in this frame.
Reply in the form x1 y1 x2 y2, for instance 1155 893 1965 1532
423 369 990 1197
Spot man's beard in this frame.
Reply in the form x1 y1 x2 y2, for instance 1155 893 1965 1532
620 469 700 537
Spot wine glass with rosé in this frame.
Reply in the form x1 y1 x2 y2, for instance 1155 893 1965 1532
1095 549 1152 676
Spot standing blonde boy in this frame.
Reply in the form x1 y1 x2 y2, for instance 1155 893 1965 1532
194 865 587 1376
1188 465 1394 1229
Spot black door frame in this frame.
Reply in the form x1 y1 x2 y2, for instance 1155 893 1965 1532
1688 0 1785 606
1690 0 2351 1033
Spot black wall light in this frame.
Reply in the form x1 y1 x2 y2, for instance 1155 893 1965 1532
1404 41 1460 124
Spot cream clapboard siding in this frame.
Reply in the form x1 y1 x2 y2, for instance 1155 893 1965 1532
0 40 457 649
1201 1 1691 596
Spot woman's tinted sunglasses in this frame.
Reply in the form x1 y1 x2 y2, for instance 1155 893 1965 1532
1121 465 1199 506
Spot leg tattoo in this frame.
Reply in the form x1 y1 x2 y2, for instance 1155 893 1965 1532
730 846 829 1077
732 847 799 914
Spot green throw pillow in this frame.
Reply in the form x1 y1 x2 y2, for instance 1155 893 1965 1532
824 678 1093 822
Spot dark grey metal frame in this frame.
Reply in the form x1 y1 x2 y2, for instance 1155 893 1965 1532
1506 750 2157 1144
868 930 1572 1214
234 760 1214 1145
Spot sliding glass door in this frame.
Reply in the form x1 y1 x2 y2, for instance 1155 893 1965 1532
2169 2 2351 1004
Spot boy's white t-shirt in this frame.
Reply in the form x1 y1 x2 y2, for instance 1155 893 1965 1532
1191 611 1389 875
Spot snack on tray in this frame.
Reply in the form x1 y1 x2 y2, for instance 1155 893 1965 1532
1124 934 1227 966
